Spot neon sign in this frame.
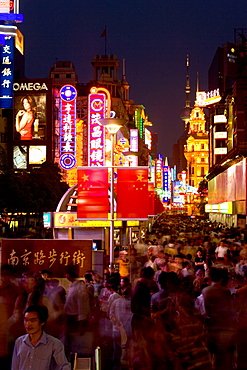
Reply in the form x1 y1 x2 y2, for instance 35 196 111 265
59 85 77 170
155 159 163 189
0 1 14 12
163 165 169 202
0 35 13 108
130 129 138 152
0 1 23 23
88 92 106 166
197 89 221 106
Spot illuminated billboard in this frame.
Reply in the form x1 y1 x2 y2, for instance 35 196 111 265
12 79 52 169
130 129 139 152
0 1 14 12
59 85 77 170
15 28 24 55
0 0 23 23
88 91 106 166
196 89 221 107
29 145 46 164
13 145 27 169
145 128 152 150
14 87 47 141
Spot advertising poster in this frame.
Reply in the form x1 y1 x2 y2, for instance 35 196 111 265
14 93 47 141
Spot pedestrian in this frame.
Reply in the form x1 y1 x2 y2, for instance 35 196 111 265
11 304 71 370
64 265 90 355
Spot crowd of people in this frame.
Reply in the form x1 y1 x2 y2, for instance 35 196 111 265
1 215 247 369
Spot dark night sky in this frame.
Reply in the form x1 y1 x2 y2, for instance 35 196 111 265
18 0 247 160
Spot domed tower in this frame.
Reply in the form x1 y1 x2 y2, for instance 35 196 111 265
180 53 192 130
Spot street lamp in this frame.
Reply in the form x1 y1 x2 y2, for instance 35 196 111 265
99 118 127 271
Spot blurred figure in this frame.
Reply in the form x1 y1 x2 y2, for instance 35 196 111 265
116 251 130 278
131 267 158 369
119 277 131 296
109 287 133 370
235 270 247 370
45 279 66 339
64 266 90 355
0 265 19 319
202 268 237 370
84 273 95 311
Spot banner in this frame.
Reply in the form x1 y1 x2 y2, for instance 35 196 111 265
154 193 164 214
77 167 109 220
148 182 155 216
117 167 149 220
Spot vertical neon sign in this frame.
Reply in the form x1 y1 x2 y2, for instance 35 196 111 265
59 85 77 170
0 36 14 108
163 165 169 202
155 159 163 189
88 92 106 166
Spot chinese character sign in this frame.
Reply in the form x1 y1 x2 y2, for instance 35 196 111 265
2 239 92 277
88 93 106 166
0 36 14 108
163 165 169 202
130 129 139 153
59 85 77 170
155 159 163 189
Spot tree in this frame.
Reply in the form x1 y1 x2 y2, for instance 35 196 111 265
0 162 69 216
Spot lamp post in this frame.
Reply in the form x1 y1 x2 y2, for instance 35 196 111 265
99 118 127 271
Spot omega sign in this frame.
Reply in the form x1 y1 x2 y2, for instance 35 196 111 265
13 82 48 91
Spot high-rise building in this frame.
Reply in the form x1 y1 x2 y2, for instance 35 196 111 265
206 29 247 227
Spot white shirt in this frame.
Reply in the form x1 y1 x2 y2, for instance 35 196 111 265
215 245 228 258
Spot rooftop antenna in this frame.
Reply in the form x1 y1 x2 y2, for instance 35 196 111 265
185 51 191 108
100 25 107 56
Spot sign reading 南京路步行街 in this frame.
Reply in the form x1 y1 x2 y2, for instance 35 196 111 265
2 239 92 277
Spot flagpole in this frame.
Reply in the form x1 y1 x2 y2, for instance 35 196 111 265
99 118 127 271
104 25 107 56
110 132 114 270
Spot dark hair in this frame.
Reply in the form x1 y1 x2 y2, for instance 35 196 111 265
107 277 119 292
24 305 48 324
84 273 93 283
21 95 36 110
121 277 130 285
123 286 132 298
40 269 51 276
158 271 168 289
66 265 79 279
140 266 155 279
209 267 227 283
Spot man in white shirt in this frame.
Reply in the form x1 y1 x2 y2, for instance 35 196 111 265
11 305 71 370
215 240 228 260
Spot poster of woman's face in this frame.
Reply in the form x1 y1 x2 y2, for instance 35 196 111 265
14 94 46 140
